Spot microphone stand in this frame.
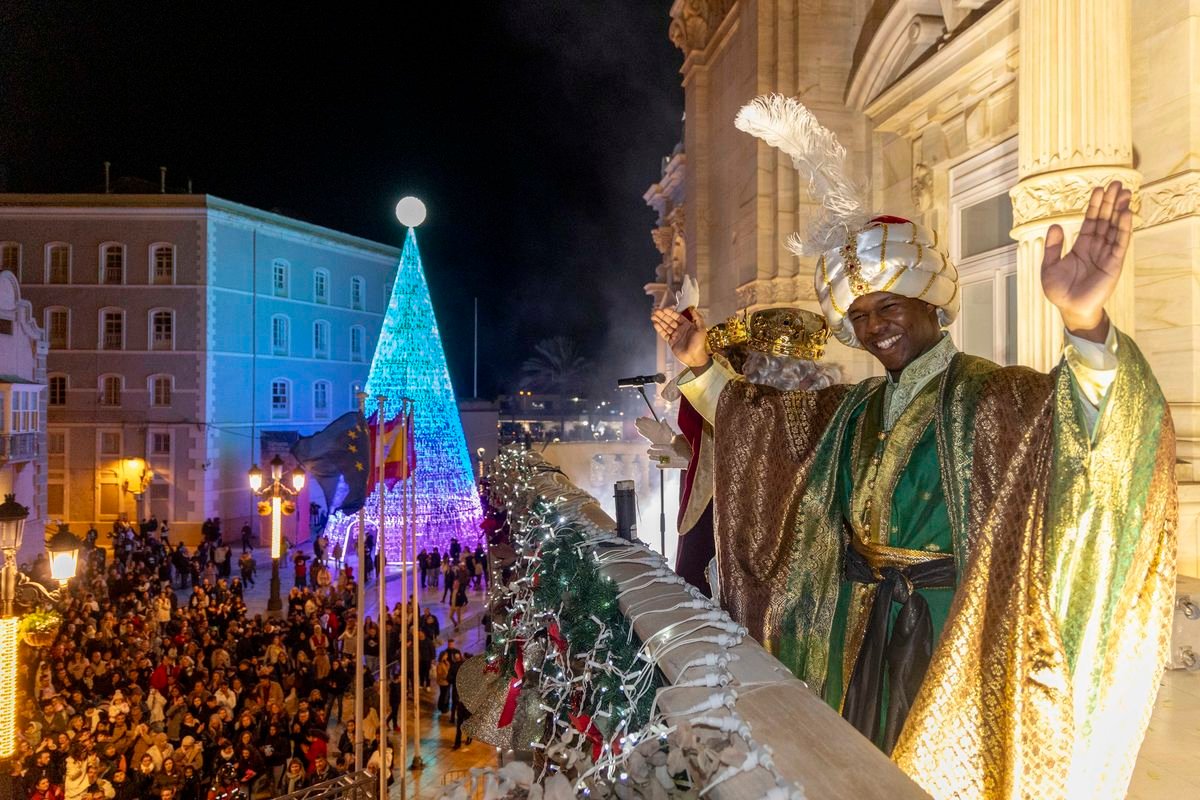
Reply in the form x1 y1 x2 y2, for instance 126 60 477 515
635 385 667 558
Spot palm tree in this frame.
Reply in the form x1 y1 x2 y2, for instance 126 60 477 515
520 337 591 437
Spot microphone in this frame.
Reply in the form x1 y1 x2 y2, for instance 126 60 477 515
617 373 665 388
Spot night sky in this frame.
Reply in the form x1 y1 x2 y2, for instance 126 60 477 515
0 2 684 399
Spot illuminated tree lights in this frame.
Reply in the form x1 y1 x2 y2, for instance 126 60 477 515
327 228 480 559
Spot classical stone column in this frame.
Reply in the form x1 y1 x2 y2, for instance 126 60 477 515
1010 0 1140 371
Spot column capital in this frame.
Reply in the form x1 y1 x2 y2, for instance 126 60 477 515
1010 166 1142 232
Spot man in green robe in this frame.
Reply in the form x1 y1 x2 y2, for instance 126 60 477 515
651 181 1176 800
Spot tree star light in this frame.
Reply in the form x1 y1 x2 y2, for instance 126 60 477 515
394 196 427 227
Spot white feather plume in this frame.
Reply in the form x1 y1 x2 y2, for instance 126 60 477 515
734 94 870 254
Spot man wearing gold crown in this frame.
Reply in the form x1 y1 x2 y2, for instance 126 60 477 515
650 96 1175 800
639 306 840 597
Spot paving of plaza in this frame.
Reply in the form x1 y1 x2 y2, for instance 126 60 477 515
227 545 498 799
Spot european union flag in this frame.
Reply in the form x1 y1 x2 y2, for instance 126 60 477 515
290 411 373 514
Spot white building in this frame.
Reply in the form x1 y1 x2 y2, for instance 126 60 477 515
0 194 400 543
0 269 47 560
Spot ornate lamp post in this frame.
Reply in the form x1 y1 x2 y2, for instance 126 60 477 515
0 496 78 759
249 455 305 616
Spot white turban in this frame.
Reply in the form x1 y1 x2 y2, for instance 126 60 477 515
814 216 959 348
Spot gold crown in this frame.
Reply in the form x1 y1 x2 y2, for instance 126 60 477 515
705 312 750 353
746 307 829 360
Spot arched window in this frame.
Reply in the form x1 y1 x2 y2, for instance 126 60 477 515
100 242 125 285
313 320 330 359
48 374 67 406
271 314 289 356
45 243 70 284
350 325 365 362
270 378 291 419
99 375 123 407
99 307 125 351
45 307 70 350
313 380 331 419
149 309 174 351
313 268 330 304
0 242 20 275
149 375 173 407
150 243 175 285
272 258 289 298
350 276 365 310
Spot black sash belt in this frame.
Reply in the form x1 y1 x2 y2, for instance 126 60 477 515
841 544 956 754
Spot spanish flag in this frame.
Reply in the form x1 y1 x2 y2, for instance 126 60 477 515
367 409 417 489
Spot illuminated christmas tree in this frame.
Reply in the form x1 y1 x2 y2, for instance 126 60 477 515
328 223 481 560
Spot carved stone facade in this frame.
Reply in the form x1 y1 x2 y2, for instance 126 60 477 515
648 0 1200 583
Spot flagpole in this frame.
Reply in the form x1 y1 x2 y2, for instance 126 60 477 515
375 394 388 800
354 392 367 774
409 399 424 771
398 399 409 795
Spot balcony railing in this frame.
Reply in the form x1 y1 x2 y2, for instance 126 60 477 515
0 433 37 462
273 770 376 800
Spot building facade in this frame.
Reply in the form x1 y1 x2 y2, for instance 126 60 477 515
0 269 48 560
648 0 1200 576
0 194 399 542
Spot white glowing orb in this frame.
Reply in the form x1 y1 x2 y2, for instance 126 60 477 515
395 196 427 227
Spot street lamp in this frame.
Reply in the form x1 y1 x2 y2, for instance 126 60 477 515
0 498 78 759
46 526 81 584
249 456 306 616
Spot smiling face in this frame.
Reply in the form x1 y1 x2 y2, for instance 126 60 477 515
847 292 943 375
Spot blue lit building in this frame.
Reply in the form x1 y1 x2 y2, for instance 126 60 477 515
0 193 399 542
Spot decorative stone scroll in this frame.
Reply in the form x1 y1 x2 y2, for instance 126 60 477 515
669 0 737 54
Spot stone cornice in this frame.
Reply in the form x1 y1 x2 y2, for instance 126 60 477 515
1140 171 1200 229
864 0 1017 136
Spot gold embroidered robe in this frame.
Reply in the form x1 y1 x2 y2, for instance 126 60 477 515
712 333 1175 800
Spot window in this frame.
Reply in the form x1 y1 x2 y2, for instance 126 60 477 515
0 319 11 335
350 276 365 310
949 138 1019 366
313 381 331 419
313 320 330 358
48 430 66 516
349 382 363 409
99 483 121 516
100 375 122 407
48 375 67 406
6 390 38 433
271 315 289 356
151 244 175 285
47 484 64 516
350 325 365 362
151 432 171 455
46 308 69 349
271 379 290 419
150 310 174 350
47 244 70 284
313 269 329 304
99 430 121 455
0 242 19 273
101 309 124 350
272 259 289 297
151 376 172 407
101 243 125 284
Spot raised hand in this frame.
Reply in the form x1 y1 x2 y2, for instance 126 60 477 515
1041 180 1132 341
651 308 711 369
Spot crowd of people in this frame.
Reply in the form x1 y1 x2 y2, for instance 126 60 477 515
9 518 489 800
